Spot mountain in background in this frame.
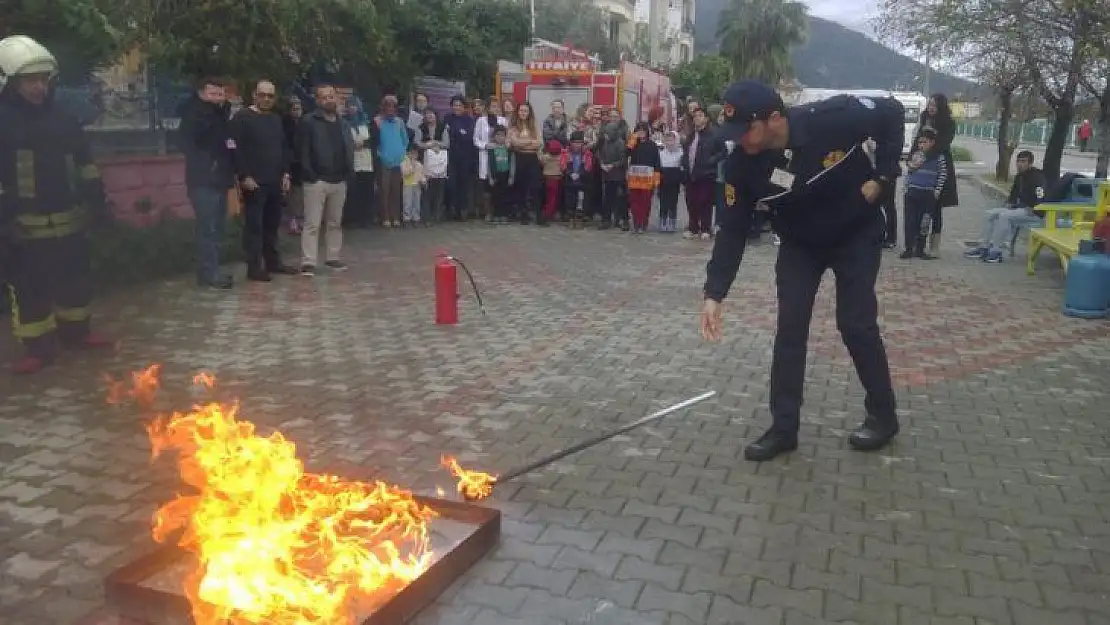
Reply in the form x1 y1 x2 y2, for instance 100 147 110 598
694 3 980 97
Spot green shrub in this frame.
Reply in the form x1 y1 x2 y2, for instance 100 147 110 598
950 146 974 162
89 213 246 290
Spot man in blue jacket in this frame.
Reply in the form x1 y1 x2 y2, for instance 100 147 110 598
440 95 476 220
702 80 905 462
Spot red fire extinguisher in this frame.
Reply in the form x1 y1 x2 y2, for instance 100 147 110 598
435 253 485 325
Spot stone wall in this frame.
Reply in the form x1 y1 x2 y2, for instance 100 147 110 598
98 155 192 227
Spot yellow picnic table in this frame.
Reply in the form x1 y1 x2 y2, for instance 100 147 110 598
1027 181 1110 275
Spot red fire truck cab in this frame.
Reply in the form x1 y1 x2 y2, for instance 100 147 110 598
496 40 674 128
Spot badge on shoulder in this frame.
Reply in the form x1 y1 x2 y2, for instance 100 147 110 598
771 168 795 189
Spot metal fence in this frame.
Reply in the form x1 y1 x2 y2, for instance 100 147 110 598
956 119 1097 150
55 74 194 158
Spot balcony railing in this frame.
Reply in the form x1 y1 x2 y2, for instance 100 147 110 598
681 20 695 35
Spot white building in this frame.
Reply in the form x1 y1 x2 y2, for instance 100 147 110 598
597 0 637 49
636 0 695 67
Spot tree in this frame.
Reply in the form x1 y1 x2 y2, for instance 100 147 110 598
715 0 808 84
534 0 622 68
118 0 396 91
0 0 130 81
1077 11 1109 178
876 0 1104 182
966 43 1030 181
391 0 529 97
670 54 732 105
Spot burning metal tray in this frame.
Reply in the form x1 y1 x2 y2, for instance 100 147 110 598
104 496 500 625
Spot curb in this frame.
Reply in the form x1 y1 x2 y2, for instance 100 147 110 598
957 172 1007 203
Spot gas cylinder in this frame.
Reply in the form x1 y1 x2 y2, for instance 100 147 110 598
1063 240 1110 319
434 253 459 325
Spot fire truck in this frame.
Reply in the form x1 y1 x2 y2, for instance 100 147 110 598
496 40 675 127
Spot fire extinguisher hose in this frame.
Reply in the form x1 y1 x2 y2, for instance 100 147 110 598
446 256 486 315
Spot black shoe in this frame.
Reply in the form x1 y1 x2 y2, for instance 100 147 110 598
848 421 899 452
883 241 898 250
199 275 234 290
269 263 298 275
899 250 914 259
619 221 630 232
324 260 348 271
300 265 316 277
743 429 799 462
247 266 272 282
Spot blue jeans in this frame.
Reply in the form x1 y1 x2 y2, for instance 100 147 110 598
188 186 228 284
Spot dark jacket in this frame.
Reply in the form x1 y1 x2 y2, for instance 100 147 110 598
297 109 355 184
629 137 662 170
178 94 235 190
0 92 107 227
282 113 302 185
1007 167 1048 212
914 112 958 207
681 125 725 182
230 107 291 185
440 113 477 164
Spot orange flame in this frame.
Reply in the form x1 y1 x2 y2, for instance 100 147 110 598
106 364 162 408
441 456 497 501
117 367 438 624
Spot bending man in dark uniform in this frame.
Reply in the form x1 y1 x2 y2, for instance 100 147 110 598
700 81 905 462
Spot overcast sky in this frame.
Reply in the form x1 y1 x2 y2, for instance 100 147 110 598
804 0 880 35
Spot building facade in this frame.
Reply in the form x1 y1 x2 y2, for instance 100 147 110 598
636 0 694 67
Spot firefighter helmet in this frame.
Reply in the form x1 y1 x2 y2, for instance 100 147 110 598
0 35 59 93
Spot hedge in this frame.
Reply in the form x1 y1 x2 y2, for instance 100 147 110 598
1 214 251 317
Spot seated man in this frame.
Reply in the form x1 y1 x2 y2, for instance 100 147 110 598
965 150 1047 263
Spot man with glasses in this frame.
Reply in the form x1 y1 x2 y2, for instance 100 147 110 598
230 79 295 281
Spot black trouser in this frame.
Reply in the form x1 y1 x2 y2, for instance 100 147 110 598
879 179 898 244
601 180 627 224
658 182 680 221
750 207 769 237
564 179 587 219
242 182 284 271
903 189 938 253
770 222 897 435
446 160 474 219
424 178 447 221
513 153 541 222
7 233 93 361
589 153 603 217
490 175 511 218
343 171 376 227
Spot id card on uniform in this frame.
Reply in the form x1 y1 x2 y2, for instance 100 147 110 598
770 168 795 189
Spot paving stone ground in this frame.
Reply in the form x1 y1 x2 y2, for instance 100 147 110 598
1 179 1108 625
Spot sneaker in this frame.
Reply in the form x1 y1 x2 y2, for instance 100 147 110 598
325 260 348 271
964 246 987 259
770 233 781 246
699 232 712 241
899 250 914 259
199 275 234 290
682 230 696 239
300 265 316 277
984 250 1003 263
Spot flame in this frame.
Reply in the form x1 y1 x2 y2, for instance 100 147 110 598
115 367 438 624
106 364 162 407
441 456 497 501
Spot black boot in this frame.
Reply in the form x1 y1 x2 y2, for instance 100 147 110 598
247 262 272 282
848 417 899 451
743 428 799 462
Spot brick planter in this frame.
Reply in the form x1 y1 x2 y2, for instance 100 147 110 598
98 155 192 227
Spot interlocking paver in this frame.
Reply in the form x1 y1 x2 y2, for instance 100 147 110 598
1 180 1108 625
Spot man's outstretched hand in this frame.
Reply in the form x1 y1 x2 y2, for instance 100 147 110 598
700 298 723 342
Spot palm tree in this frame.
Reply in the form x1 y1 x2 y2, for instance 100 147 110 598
715 0 808 85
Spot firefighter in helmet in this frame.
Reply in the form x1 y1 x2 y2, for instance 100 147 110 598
0 35 112 375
